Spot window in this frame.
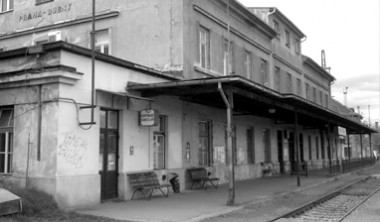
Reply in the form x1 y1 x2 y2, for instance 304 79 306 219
312 87 317 103
198 121 211 166
319 91 323 105
286 73 292 93
285 30 290 48
273 20 280 38
308 135 312 160
153 116 166 169
316 136 320 159
295 38 301 54
247 127 255 164
0 0 13 12
296 78 301 96
325 94 329 107
244 51 252 79
305 83 310 100
223 39 233 75
95 30 110 55
263 129 271 163
199 26 210 69
274 67 280 91
299 134 304 162
321 134 325 159
0 107 14 174
260 59 268 85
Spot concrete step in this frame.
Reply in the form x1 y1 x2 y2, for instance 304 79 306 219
0 188 22 216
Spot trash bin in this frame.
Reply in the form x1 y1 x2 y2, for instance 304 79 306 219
169 173 180 193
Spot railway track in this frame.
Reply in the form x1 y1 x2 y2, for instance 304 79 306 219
270 176 380 222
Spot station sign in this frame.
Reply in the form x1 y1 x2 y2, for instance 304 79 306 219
139 109 159 126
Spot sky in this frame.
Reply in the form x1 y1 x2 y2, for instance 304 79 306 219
238 0 380 126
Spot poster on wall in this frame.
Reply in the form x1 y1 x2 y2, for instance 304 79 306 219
139 109 159 126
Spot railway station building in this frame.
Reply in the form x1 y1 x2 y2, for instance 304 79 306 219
0 0 376 208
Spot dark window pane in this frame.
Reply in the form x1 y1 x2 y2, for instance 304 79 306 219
108 111 118 129
7 154 12 173
0 154 4 173
0 109 12 127
0 133 5 152
100 110 106 128
8 133 13 152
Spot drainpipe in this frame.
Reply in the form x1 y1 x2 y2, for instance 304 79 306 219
218 82 235 206
80 0 96 126
90 0 96 125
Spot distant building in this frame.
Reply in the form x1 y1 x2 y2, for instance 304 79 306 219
0 0 375 208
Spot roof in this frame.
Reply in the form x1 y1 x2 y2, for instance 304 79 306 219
0 41 179 81
248 7 306 38
302 55 336 82
128 75 376 134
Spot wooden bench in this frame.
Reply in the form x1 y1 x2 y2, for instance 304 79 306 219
128 171 171 200
188 168 219 190
290 161 309 177
261 162 275 176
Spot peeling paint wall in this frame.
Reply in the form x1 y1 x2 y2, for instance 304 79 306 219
0 0 184 75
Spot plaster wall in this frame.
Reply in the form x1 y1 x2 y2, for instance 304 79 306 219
183 0 272 80
0 0 184 74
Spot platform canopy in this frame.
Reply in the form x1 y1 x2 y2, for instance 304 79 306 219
128 76 376 135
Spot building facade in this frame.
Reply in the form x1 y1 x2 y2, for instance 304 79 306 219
0 0 375 208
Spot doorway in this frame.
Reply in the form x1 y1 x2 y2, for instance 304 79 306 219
99 109 119 200
277 131 285 174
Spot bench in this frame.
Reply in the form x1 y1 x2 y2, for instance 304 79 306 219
261 162 275 176
128 171 171 200
290 161 308 177
188 168 220 190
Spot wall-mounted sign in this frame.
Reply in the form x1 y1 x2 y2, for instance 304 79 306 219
139 109 159 126
18 3 72 23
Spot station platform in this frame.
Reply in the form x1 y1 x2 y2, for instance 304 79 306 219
77 164 380 222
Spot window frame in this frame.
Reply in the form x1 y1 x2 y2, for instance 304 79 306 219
246 127 255 164
94 29 111 55
305 83 310 100
223 38 234 76
260 59 268 86
273 20 280 38
0 107 14 174
286 73 292 93
244 50 252 79
263 128 271 163
285 30 291 48
153 116 167 170
274 66 281 91
0 0 13 13
296 78 301 96
198 120 212 166
199 26 210 69
295 37 301 54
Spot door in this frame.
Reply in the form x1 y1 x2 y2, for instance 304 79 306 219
99 109 119 200
289 132 296 172
277 131 284 174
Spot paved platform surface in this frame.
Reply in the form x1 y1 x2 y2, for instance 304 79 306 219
77 164 380 222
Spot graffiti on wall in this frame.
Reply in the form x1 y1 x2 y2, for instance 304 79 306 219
58 132 87 168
